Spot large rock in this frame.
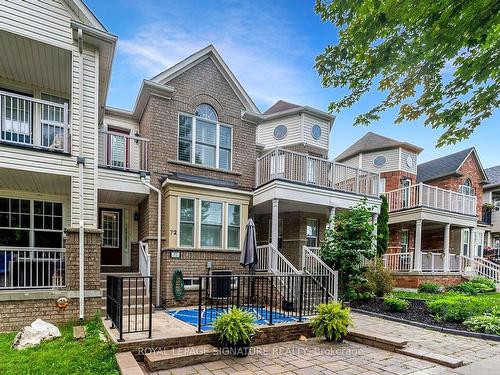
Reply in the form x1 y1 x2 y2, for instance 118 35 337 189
12 319 61 350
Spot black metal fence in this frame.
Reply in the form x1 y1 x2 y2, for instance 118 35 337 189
106 275 153 341
196 274 333 332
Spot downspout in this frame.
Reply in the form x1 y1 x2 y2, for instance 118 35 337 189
77 28 85 320
140 175 161 307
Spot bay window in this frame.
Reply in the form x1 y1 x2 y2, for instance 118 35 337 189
179 198 195 247
227 204 240 249
178 104 232 170
201 201 222 248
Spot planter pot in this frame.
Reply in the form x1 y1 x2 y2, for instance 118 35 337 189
325 333 345 343
219 333 254 357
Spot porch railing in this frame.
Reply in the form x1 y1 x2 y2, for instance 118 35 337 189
98 130 149 172
106 275 153 341
385 183 477 216
302 246 338 300
382 252 414 272
195 274 335 332
256 147 379 197
0 91 69 153
0 247 65 289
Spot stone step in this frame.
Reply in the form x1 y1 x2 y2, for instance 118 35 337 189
115 352 143 375
144 345 221 372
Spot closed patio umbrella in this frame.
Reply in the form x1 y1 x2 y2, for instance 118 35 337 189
240 218 258 270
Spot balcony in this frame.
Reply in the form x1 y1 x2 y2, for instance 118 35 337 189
256 147 379 198
386 183 477 216
98 130 149 173
0 91 69 153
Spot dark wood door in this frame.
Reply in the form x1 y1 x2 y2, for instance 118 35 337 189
99 208 122 265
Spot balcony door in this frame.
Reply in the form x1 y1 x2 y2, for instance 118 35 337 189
402 179 411 208
107 126 130 169
100 208 122 265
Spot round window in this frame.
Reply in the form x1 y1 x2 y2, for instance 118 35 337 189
406 155 414 168
273 125 288 140
311 124 322 140
373 155 387 168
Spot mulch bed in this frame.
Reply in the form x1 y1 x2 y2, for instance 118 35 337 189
350 298 470 332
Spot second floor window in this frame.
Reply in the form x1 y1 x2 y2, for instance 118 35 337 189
459 179 475 196
178 105 232 170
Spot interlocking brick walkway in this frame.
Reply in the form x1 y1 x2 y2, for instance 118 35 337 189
148 312 500 374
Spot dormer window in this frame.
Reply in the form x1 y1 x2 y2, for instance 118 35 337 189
459 179 475 196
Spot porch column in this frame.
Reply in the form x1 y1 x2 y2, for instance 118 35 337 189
327 207 336 230
413 219 423 271
372 213 379 252
486 231 492 248
271 199 279 270
443 224 450 272
469 227 474 258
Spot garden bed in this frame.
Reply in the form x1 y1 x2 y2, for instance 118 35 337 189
350 298 469 332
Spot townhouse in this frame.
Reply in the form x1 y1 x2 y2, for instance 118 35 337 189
336 133 496 288
0 0 381 330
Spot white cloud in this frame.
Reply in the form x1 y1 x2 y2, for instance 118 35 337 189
115 0 317 109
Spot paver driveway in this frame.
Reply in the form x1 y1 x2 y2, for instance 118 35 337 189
147 312 500 375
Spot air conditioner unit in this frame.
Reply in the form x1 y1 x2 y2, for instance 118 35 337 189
209 270 233 299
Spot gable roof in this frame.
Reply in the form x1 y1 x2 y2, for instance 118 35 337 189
63 0 107 31
417 147 488 183
484 166 500 189
335 132 423 162
151 45 260 114
264 100 301 115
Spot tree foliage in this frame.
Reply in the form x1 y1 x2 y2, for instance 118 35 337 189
315 0 500 146
321 199 376 297
376 195 389 257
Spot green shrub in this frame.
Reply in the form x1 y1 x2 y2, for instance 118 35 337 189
358 258 393 297
418 282 442 294
383 296 409 312
213 307 256 345
427 295 497 322
464 314 500 335
449 277 496 294
309 302 353 341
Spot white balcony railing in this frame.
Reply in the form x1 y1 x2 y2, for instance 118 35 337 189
382 252 414 272
256 147 379 197
98 130 149 172
0 247 65 289
385 183 477 216
0 91 69 153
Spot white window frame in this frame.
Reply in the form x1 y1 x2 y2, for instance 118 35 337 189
177 197 196 249
183 276 205 291
379 177 386 194
401 229 409 253
0 196 64 248
101 210 120 249
306 218 319 247
462 229 470 257
226 204 241 250
200 199 224 249
177 112 233 170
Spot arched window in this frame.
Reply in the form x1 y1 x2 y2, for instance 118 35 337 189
463 179 472 187
459 179 474 195
195 104 217 121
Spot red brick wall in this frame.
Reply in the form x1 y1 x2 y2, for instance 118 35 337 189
426 153 484 218
381 171 417 192
388 223 415 253
392 274 465 288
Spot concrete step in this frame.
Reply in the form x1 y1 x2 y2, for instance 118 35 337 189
144 345 221 372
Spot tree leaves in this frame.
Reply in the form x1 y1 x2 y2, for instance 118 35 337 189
315 0 500 146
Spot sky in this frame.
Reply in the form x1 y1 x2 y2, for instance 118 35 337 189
86 0 498 168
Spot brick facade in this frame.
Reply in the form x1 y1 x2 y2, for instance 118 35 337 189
381 171 417 193
392 274 465 288
425 153 484 218
160 249 246 307
0 229 102 332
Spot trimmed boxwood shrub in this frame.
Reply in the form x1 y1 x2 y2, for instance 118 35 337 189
383 296 409 312
418 282 442 294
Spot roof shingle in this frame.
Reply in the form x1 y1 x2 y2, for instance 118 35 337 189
416 148 476 183
263 100 301 115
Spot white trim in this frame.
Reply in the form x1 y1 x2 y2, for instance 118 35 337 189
226 203 241 250
151 45 259 113
199 199 224 249
162 179 253 196
177 196 196 249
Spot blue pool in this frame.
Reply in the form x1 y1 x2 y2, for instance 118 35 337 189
167 307 302 331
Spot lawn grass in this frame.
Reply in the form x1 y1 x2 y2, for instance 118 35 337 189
0 317 118 375
392 290 500 303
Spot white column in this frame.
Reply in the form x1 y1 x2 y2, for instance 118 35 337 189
327 207 336 229
372 213 379 252
443 224 450 272
469 227 474 258
271 199 279 270
486 231 492 248
413 219 423 271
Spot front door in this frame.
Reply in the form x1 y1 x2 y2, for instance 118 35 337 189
100 208 122 265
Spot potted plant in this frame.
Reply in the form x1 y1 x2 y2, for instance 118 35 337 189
309 302 353 342
213 307 257 357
